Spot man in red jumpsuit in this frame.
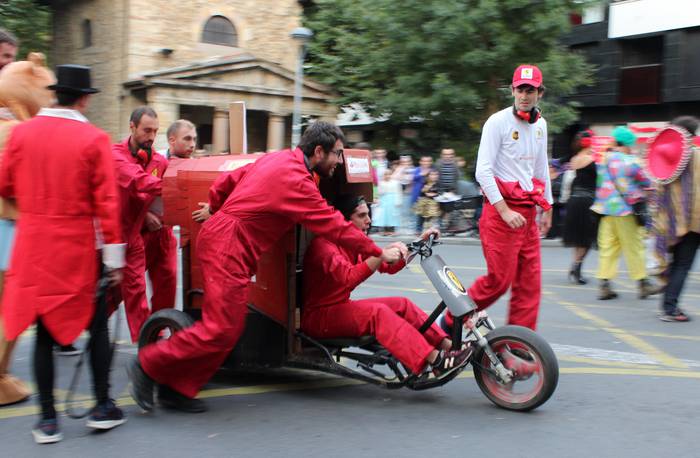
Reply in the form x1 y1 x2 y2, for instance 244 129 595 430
141 119 198 314
140 119 198 319
112 107 170 342
303 194 474 377
128 122 398 413
0 65 126 443
444 65 552 332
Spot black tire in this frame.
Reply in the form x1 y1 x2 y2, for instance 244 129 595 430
472 325 559 412
138 309 195 350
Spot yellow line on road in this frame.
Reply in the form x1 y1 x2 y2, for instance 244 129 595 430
362 283 433 294
545 321 700 342
3 366 700 421
561 302 688 369
559 367 700 378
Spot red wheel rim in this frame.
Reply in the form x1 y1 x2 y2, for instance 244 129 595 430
479 339 545 405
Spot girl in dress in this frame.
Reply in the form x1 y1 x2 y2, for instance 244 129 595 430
412 170 441 232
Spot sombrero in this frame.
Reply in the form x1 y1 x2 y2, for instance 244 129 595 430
645 125 693 184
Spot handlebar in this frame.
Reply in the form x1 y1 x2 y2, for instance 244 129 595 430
406 233 440 263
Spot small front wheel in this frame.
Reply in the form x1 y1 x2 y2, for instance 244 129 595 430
138 309 195 350
472 325 558 411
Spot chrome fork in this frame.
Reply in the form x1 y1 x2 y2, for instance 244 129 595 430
464 311 513 384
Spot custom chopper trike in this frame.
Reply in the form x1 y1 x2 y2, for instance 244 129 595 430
139 149 559 411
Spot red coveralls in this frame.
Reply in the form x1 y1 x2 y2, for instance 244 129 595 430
112 138 166 341
141 152 179 314
302 237 448 375
139 148 382 398
446 178 551 330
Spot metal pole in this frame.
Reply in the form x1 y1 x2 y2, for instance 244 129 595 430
291 44 306 149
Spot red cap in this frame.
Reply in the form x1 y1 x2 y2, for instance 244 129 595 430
512 65 543 88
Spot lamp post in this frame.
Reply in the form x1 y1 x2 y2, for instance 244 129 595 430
290 27 313 149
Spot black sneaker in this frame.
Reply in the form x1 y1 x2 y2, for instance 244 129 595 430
126 357 155 412
157 385 208 413
432 343 474 378
55 344 82 356
32 418 63 444
86 399 127 430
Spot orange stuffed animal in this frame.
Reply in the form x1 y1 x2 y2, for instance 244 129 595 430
0 53 55 406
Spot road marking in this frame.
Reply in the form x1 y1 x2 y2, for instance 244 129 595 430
558 367 700 378
0 377 364 420
560 301 688 369
551 343 700 368
2 366 699 421
545 322 700 342
362 283 433 294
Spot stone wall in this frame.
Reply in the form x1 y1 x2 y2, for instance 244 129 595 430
49 0 323 140
126 0 303 77
52 0 127 138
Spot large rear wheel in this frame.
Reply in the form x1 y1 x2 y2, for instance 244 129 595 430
138 309 195 350
472 325 558 411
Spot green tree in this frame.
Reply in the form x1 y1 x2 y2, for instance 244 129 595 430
0 0 52 60
304 0 594 153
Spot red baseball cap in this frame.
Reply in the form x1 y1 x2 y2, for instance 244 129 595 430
512 65 543 88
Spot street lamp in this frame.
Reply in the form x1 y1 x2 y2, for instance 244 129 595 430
290 27 313 149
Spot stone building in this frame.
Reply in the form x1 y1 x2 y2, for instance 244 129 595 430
40 0 336 152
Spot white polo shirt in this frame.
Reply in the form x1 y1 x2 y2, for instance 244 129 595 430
475 106 553 206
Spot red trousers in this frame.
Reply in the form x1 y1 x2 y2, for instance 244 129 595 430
121 227 176 342
139 215 249 398
143 227 177 311
302 296 448 375
447 201 541 330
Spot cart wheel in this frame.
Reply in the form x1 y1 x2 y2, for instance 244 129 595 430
138 309 195 350
472 325 559 412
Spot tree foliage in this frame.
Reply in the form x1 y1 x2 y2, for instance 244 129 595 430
0 0 52 60
304 0 594 149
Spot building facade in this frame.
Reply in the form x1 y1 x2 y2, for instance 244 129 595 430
564 0 700 139
42 0 336 152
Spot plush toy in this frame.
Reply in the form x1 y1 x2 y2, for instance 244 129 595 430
0 52 55 406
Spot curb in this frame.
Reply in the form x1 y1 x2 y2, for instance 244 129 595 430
370 234 565 248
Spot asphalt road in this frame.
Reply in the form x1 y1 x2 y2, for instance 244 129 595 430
2 241 699 457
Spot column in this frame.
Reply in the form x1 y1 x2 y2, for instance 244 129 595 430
266 113 286 151
212 107 230 154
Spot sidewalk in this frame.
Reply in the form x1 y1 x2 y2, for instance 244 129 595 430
370 233 565 248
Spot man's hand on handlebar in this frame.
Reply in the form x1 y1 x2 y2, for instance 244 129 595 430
192 202 212 222
385 242 408 260
380 246 403 264
420 227 440 241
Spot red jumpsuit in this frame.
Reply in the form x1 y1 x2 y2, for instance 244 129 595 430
0 113 122 345
302 237 448 375
112 138 165 341
138 148 382 398
446 178 551 330
141 152 178 314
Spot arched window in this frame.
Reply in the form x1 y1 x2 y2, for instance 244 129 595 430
201 15 237 47
82 19 92 48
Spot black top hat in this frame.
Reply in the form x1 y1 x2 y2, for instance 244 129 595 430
48 64 100 94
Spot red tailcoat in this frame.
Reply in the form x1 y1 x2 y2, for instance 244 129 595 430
0 111 122 344
139 148 383 397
